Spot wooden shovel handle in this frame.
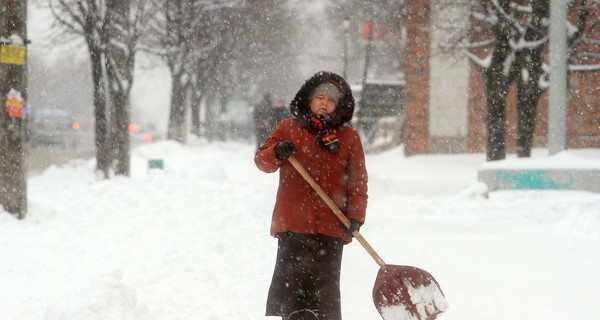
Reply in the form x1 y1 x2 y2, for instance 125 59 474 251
288 156 386 267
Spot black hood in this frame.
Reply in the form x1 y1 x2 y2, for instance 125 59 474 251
290 71 355 127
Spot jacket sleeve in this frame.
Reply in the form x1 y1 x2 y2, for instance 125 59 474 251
254 119 288 173
344 130 368 224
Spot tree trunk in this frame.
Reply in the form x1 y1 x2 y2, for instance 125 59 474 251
107 0 133 176
190 80 204 137
515 47 544 158
167 71 187 143
515 0 548 158
204 93 220 142
485 76 508 161
111 90 130 175
484 1 513 161
0 0 28 218
88 43 111 179
516 79 542 157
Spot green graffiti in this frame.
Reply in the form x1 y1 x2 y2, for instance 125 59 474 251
495 170 574 190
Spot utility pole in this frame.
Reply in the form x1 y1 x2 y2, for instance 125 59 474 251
548 0 568 155
358 21 373 133
0 0 28 218
342 17 349 79
360 21 373 96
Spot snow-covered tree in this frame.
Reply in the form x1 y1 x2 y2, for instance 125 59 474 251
445 0 600 160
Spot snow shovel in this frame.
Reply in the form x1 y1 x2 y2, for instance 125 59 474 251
288 156 448 320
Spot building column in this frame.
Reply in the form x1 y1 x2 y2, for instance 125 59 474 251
403 0 431 156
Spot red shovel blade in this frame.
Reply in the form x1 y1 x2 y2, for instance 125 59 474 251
373 265 448 320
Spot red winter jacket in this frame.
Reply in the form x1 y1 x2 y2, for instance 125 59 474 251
254 71 368 243
255 118 368 243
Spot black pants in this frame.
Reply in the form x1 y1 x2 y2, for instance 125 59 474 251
266 232 344 320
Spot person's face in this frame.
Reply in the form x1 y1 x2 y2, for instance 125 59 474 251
310 95 336 115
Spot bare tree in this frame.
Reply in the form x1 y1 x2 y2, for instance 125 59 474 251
49 0 112 178
50 0 159 176
105 0 131 175
232 0 301 97
105 0 159 175
144 0 230 143
142 0 307 143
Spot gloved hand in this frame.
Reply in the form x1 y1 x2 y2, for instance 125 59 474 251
346 219 361 237
275 141 297 160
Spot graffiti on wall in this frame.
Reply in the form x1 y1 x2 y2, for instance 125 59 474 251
494 170 574 190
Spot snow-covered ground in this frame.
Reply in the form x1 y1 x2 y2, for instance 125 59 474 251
1 140 599 320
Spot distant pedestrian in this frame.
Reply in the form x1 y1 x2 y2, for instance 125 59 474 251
255 71 368 320
269 99 292 131
253 93 274 148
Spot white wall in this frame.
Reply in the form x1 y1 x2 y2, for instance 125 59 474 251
429 1 470 137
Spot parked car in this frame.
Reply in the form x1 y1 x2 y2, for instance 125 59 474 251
129 123 160 146
27 110 80 148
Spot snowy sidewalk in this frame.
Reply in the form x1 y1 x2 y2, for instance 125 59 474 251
1 141 599 320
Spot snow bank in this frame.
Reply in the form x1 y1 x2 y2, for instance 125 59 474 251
1 142 599 320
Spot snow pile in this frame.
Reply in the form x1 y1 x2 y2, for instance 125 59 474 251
1 141 599 320
43 271 154 320
479 150 600 170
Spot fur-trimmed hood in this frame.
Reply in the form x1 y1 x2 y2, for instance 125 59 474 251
290 71 355 127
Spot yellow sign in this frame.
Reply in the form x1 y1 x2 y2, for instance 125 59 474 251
0 45 26 65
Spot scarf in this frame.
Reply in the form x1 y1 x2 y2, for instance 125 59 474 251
308 113 340 153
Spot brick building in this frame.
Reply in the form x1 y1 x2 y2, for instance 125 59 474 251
403 0 600 156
